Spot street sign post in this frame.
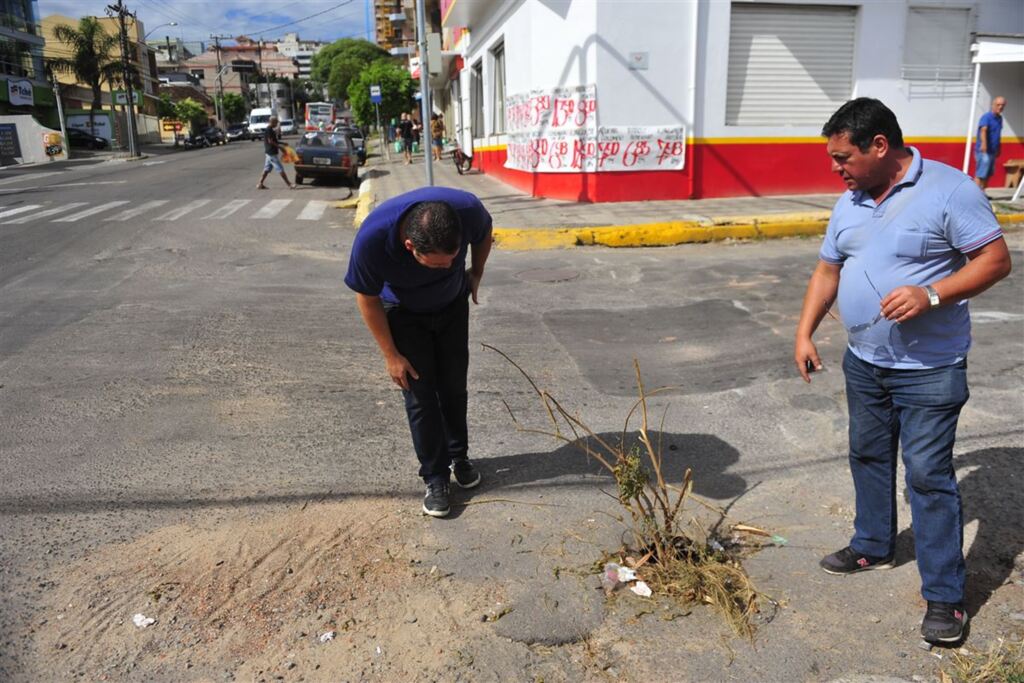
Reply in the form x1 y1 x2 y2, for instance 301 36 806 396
370 85 388 161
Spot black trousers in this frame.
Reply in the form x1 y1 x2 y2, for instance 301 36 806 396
386 293 469 482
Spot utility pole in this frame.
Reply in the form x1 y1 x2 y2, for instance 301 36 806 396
257 37 264 108
107 0 139 157
415 0 434 185
50 71 70 160
211 34 233 125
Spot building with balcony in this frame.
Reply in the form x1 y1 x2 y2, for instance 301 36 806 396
440 0 1023 201
183 37 296 116
0 0 56 124
275 32 323 79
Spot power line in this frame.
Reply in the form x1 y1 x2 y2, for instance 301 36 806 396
247 0 357 35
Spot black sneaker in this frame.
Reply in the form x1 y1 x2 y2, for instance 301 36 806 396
819 546 895 575
422 480 450 518
451 459 481 489
921 601 967 643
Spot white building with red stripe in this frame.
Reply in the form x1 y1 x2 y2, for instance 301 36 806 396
435 0 1023 202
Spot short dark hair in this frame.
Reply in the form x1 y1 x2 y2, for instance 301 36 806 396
821 98 904 152
403 201 462 254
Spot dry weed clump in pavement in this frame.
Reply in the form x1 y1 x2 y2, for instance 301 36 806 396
941 639 1024 683
484 345 767 638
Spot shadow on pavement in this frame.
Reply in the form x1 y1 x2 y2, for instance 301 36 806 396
469 430 747 501
893 446 1023 616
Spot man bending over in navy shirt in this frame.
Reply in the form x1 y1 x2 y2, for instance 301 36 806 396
345 187 493 517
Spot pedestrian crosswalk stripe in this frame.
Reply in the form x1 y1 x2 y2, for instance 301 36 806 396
106 200 169 222
252 199 292 219
156 199 211 221
0 204 43 220
297 200 328 221
202 199 250 219
0 198 347 224
53 201 131 222
2 202 87 224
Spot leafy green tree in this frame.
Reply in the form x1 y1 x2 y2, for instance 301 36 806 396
174 98 208 133
347 60 415 128
327 55 365 102
216 92 247 123
48 17 126 132
310 38 389 88
156 92 176 119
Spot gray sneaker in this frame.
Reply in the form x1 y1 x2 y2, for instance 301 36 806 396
451 459 481 489
422 480 451 517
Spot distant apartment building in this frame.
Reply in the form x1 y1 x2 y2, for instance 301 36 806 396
1 0 56 125
275 32 323 79
374 0 415 53
183 36 295 110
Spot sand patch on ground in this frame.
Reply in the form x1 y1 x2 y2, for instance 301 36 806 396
21 499 528 682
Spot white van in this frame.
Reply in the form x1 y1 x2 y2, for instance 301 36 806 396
248 107 274 138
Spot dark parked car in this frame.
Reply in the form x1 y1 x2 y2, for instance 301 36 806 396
336 125 366 165
225 123 252 142
294 132 359 186
200 126 227 145
66 128 109 150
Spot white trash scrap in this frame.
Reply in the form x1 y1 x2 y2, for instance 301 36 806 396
132 613 156 628
318 631 336 643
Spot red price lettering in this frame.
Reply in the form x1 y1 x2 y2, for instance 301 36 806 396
574 98 597 126
622 140 650 167
597 141 619 168
656 139 684 165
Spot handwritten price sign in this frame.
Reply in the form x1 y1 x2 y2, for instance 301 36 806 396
504 85 684 173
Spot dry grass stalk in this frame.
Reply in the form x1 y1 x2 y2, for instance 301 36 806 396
943 639 1024 683
483 344 764 637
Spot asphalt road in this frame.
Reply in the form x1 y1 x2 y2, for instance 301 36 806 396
0 144 1021 678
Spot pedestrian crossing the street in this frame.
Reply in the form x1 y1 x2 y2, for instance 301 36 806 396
0 198 348 226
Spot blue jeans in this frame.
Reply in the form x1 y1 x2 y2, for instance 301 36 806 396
842 350 969 603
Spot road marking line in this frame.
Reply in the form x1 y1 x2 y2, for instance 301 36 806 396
202 199 251 219
106 200 169 221
3 202 87 224
156 199 212 221
252 199 292 219
0 205 43 220
0 172 63 186
53 201 131 222
142 160 166 166
297 200 329 221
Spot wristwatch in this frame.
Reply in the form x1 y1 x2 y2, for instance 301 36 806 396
924 285 940 309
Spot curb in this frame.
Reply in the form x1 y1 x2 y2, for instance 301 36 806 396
492 214 831 250
492 210 1024 251
353 176 375 228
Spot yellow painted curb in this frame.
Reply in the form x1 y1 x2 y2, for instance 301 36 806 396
353 186 374 228
331 196 360 209
493 215 829 250
996 212 1024 226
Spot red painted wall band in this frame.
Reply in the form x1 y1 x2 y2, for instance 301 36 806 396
471 141 1024 202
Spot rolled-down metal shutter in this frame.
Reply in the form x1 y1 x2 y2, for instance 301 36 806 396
726 3 856 126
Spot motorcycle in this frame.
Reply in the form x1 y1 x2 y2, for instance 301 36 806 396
183 132 211 150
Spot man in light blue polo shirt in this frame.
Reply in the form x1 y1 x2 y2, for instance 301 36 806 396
794 98 1012 644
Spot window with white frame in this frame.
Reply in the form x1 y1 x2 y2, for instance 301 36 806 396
726 3 856 126
471 59 484 136
491 41 506 134
902 7 973 81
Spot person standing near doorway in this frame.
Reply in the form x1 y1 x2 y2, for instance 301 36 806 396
974 96 1006 191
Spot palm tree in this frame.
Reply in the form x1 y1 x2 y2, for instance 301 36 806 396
48 17 126 132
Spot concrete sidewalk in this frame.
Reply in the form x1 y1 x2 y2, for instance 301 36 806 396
356 147 1024 250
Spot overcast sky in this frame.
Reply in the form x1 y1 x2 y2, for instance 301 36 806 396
37 0 372 44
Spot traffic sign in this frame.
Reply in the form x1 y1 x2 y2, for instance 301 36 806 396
370 84 382 104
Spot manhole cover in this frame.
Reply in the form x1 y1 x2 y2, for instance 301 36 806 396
514 268 579 283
